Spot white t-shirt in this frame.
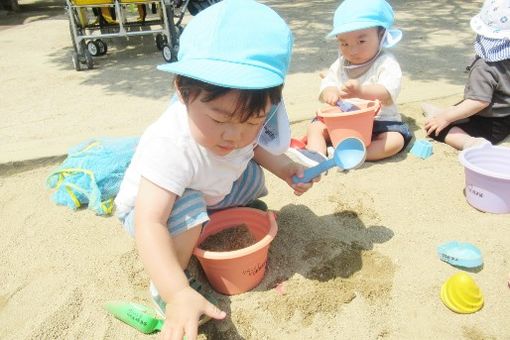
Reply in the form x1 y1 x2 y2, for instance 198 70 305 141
114 100 255 217
320 51 402 122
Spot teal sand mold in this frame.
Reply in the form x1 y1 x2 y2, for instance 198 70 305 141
437 241 483 269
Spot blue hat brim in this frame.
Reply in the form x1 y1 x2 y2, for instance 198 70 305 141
326 21 385 39
157 59 284 90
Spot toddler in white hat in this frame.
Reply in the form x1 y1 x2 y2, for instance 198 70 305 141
423 0 510 150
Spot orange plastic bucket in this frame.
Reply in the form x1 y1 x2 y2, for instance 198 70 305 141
317 99 380 147
193 207 278 295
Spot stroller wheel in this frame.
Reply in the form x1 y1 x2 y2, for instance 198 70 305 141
155 33 167 51
95 39 107 55
86 40 100 57
161 43 176 62
176 25 184 37
83 50 94 69
72 52 82 71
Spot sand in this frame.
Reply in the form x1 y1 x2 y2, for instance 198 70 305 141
1 0 509 339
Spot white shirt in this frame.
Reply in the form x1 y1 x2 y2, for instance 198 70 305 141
114 100 254 217
320 51 402 122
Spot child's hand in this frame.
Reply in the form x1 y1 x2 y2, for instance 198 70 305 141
160 286 226 340
424 114 450 136
321 87 340 106
283 162 320 195
339 79 361 98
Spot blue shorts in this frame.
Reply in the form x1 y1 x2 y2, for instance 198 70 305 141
372 120 413 150
119 160 267 237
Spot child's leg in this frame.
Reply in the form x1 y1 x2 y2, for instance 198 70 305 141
366 131 404 161
208 160 267 211
368 120 413 161
120 189 209 268
306 119 329 156
431 115 508 150
171 226 202 268
443 126 474 150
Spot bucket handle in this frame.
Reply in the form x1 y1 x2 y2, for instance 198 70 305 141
372 100 381 117
316 99 381 118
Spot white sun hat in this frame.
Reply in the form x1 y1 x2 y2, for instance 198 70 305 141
470 0 510 40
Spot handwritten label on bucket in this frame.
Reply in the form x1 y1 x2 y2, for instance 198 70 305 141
467 185 484 198
242 260 267 276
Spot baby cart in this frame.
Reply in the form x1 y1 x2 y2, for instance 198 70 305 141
66 0 220 71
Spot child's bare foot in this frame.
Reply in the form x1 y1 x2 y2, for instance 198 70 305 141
421 102 444 118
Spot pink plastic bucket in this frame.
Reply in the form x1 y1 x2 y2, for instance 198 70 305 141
193 208 278 295
317 99 380 147
459 143 510 214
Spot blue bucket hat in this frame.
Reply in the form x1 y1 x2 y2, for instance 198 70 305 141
157 0 293 90
327 0 402 48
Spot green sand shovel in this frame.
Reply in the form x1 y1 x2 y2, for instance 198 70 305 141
105 301 164 334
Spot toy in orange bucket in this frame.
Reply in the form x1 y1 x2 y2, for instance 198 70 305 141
317 99 380 147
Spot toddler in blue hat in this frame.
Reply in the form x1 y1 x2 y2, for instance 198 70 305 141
422 0 510 150
114 0 319 338
288 0 412 164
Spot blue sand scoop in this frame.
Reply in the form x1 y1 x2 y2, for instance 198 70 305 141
292 137 366 183
437 241 483 268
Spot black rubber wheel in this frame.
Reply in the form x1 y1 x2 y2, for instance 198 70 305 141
161 44 174 62
71 52 81 71
155 33 167 51
84 50 94 69
86 40 100 57
95 39 107 55
171 44 179 62
176 25 184 37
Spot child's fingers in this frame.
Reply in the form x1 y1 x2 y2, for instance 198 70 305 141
204 302 227 320
292 181 314 195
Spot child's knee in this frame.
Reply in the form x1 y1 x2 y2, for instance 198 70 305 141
308 120 327 135
373 131 404 154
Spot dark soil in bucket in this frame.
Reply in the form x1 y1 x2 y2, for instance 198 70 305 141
200 224 256 252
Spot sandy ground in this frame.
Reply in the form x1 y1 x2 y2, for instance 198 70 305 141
1 0 510 339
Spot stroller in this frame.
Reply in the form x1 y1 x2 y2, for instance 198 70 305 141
160 0 221 62
66 0 221 71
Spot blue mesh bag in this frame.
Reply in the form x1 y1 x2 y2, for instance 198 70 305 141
47 137 139 216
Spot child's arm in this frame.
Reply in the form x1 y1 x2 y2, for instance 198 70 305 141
424 99 490 136
320 86 341 106
134 177 225 339
253 146 319 195
339 79 392 104
319 61 342 106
